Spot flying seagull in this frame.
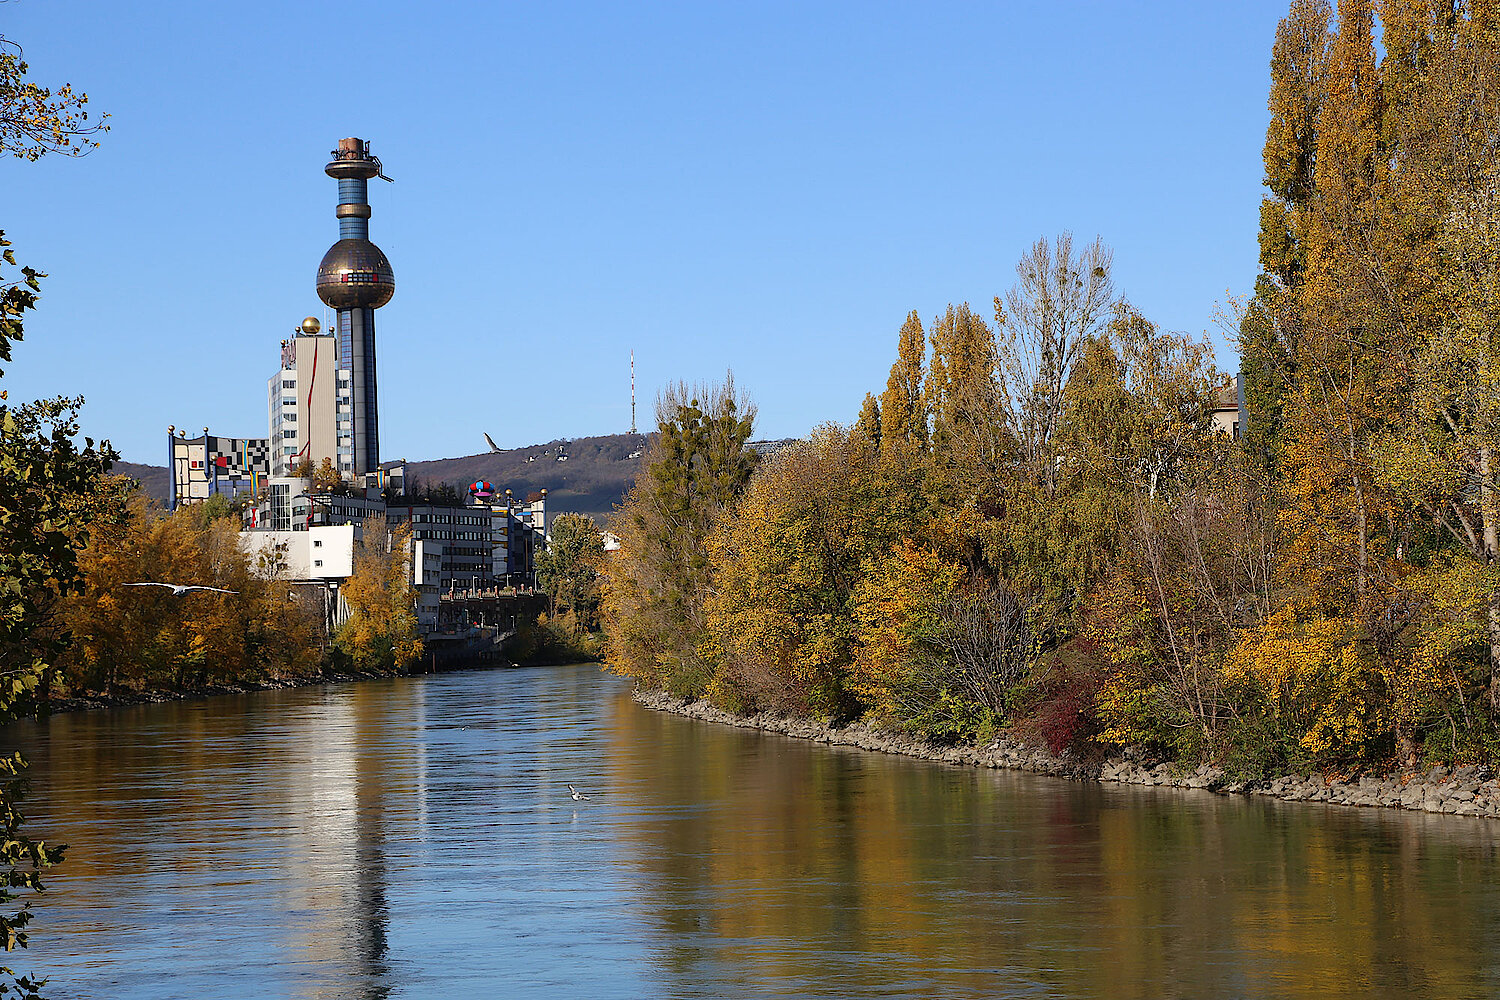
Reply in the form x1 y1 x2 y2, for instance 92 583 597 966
568 785 590 801
123 582 237 596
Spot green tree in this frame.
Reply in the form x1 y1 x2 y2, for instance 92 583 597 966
536 512 606 632
602 377 756 696
0 35 111 999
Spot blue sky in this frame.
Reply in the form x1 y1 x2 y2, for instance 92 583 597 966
3 2 1286 466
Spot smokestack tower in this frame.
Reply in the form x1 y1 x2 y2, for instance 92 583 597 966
316 137 394 479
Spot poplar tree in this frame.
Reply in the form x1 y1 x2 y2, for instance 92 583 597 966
927 302 1005 481
878 311 927 463
853 393 881 457
1243 0 1329 464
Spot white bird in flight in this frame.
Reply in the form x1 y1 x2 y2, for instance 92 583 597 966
123 582 237 596
569 785 590 801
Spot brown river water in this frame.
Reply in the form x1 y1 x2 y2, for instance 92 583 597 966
2 663 1498 998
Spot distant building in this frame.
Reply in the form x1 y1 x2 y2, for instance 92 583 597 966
386 502 496 589
268 319 352 479
1209 374 1246 441
167 427 271 510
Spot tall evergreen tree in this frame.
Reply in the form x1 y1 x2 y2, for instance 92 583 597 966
603 377 757 696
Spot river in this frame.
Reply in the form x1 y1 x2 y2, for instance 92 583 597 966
2 663 1498 999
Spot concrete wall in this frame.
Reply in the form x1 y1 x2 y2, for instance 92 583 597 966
243 524 356 580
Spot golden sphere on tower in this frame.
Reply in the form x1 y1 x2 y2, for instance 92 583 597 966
300 317 321 336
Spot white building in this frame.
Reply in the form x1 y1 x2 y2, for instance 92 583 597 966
1209 375 1246 441
412 538 443 633
243 523 358 580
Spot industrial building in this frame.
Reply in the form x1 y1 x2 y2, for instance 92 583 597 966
316 137 394 480
164 136 548 631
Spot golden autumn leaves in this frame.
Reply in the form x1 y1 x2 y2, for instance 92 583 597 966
605 1 1500 773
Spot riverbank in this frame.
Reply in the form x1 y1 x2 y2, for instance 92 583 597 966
634 690 1500 819
41 659 512 716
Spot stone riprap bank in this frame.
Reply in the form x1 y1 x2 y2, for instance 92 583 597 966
635 691 1500 819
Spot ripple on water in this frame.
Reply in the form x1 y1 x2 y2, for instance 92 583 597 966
3 664 1500 999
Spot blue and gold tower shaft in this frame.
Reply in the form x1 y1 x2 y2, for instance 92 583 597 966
315 137 394 479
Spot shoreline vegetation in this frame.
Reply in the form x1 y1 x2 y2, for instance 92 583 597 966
634 690 1500 820
603 6 1500 787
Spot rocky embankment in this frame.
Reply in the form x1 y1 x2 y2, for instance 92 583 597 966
634 690 1500 819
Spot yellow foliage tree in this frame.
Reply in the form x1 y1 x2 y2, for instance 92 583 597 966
63 485 320 693
705 424 932 718
878 310 927 464
334 516 422 671
1223 604 1387 764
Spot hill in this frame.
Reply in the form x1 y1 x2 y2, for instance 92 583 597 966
110 433 798 521
112 459 170 502
406 433 650 520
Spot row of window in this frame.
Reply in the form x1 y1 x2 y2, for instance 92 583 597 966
405 513 488 526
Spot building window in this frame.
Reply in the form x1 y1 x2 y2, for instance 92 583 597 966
283 430 297 439
313 539 322 548
283 380 296 389
314 559 323 567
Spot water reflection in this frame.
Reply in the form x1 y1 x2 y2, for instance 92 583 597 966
3 666 1499 999
607 699 1500 999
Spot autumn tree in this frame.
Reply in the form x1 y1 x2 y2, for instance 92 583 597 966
62 488 320 694
926 303 1007 489
994 233 1116 484
335 516 422 671
312 456 343 491
0 35 107 162
0 36 111 995
1371 10 1500 712
602 377 756 696
878 311 927 463
853 393 881 457
705 424 930 717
